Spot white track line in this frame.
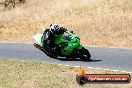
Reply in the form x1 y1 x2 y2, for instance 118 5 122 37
127 72 132 74
65 65 70 67
111 70 119 72
64 65 132 74
58 64 62 66
87 67 93 69
103 69 109 71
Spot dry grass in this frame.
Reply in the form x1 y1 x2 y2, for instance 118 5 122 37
0 0 132 48
0 58 132 88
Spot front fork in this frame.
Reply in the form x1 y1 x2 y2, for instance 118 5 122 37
72 45 83 58
76 45 83 49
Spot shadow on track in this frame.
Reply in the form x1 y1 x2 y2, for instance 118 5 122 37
55 57 102 62
88 59 102 62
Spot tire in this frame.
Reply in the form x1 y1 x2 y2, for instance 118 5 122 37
80 47 91 61
76 75 86 85
71 49 80 59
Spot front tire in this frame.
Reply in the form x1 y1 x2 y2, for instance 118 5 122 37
80 47 91 61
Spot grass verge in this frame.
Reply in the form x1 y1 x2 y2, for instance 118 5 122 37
0 58 132 88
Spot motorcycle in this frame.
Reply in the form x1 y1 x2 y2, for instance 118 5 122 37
33 30 91 61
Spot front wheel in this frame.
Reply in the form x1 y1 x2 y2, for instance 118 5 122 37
72 47 91 61
80 47 91 61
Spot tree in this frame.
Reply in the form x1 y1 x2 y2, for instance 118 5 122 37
4 0 15 9
19 0 26 4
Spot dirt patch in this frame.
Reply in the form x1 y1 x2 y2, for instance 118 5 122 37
0 0 132 48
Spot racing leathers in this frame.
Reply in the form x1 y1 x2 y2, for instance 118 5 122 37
43 27 67 57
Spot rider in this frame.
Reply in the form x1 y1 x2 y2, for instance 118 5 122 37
43 23 68 57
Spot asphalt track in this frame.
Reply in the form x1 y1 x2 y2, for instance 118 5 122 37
0 43 132 72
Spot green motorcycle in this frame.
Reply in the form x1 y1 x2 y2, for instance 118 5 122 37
33 30 91 61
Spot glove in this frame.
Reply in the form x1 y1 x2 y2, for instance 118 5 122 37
60 27 68 32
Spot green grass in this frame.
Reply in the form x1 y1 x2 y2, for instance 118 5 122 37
0 58 132 88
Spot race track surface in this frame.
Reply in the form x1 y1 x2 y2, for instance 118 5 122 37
0 43 132 72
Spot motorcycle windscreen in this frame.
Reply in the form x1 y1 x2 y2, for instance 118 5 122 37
33 34 43 47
